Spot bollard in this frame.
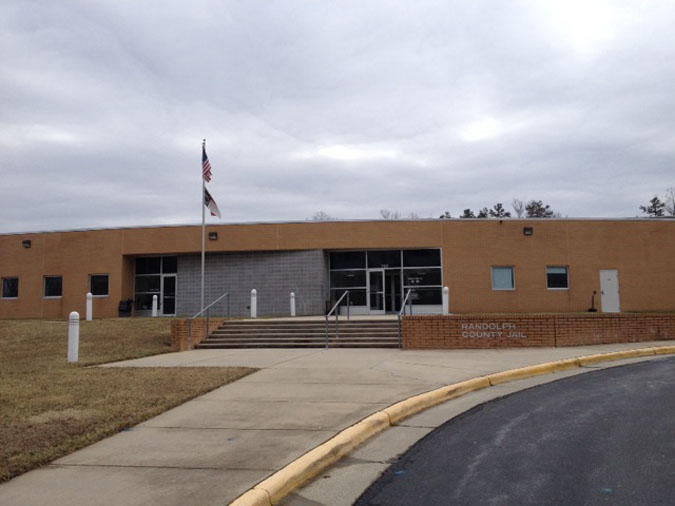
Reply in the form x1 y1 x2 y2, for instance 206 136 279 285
86 292 93 321
152 295 158 317
442 286 449 315
290 292 296 317
250 289 257 318
68 311 79 363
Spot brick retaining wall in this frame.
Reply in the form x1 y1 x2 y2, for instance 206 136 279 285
403 314 675 349
171 318 227 351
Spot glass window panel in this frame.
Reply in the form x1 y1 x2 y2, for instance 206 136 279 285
163 276 176 296
403 268 442 286
44 276 63 297
330 251 366 270
367 250 401 268
162 297 176 314
136 257 161 274
547 266 569 289
135 294 154 311
330 270 366 288
162 256 177 273
135 275 161 293
403 249 441 267
330 289 366 306
408 288 442 305
492 267 515 290
90 275 109 296
2 277 18 298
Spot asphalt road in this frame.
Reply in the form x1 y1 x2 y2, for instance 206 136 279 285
355 356 675 506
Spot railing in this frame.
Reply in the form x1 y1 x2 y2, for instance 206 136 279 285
397 289 413 349
188 292 230 350
325 290 350 349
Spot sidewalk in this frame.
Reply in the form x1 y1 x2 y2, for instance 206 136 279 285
1 341 673 506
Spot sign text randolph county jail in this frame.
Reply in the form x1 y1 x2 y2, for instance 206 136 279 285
461 322 527 339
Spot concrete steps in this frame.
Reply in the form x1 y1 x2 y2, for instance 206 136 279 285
197 319 401 349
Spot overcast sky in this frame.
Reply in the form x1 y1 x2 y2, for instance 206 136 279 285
2 1 674 233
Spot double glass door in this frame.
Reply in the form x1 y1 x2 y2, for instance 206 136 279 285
368 269 385 314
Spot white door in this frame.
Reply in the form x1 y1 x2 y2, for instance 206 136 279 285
599 270 620 313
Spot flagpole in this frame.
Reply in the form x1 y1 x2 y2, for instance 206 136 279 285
200 139 206 313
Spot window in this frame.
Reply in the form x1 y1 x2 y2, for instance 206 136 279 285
330 251 366 270
547 266 569 289
403 249 441 267
2 277 18 298
492 267 515 290
90 274 109 296
44 276 63 297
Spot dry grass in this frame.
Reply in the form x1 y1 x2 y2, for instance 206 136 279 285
0 318 256 482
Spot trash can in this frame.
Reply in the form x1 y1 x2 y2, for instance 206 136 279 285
118 299 133 317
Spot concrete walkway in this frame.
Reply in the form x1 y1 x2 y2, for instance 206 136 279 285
1 341 673 506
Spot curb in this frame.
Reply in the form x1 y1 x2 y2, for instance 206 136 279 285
228 345 675 506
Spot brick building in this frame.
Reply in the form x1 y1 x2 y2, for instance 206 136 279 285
1 219 674 319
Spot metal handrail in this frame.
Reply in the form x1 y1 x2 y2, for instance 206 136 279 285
188 292 230 350
397 289 413 349
325 290 350 349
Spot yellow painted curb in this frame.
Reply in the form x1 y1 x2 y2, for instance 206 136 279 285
384 377 491 425
577 347 655 366
228 345 675 505
487 357 580 385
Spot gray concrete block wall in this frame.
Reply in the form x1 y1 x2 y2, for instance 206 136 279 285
176 250 329 317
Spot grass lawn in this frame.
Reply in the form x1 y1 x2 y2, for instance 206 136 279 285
0 318 256 482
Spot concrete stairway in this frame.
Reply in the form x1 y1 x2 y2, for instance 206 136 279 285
197 319 401 349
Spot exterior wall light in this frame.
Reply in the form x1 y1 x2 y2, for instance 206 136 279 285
523 227 533 236
208 232 218 241
22 240 31 248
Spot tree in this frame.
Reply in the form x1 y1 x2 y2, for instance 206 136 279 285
489 203 511 218
439 211 452 219
512 199 525 218
309 211 335 221
380 209 402 220
525 200 554 218
477 207 489 218
640 196 665 217
460 209 475 218
664 187 675 216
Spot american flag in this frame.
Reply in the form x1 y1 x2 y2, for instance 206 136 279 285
202 143 212 182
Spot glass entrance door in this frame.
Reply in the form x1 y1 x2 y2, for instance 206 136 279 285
161 275 176 316
368 269 385 314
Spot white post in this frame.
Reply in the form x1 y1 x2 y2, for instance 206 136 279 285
152 295 158 317
68 311 79 363
250 289 257 318
442 286 449 315
86 292 93 321
290 292 296 317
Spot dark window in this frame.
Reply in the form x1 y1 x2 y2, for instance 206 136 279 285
162 256 177 274
547 266 569 289
44 276 63 297
330 251 366 270
367 250 401 268
402 249 441 267
330 270 367 288
2 277 18 298
329 289 366 307
134 294 155 311
90 275 109 296
408 288 442 305
136 257 161 274
492 267 515 290
403 268 442 287
135 276 161 293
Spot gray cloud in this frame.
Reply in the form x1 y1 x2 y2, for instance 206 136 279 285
1 0 674 233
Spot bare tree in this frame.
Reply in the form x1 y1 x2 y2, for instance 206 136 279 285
309 211 336 221
380 209 402 220
439 211 452 219
512 199 525 218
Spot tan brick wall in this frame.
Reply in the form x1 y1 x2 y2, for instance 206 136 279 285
171 318 227 351
1 219 674 319
403 313 675 349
